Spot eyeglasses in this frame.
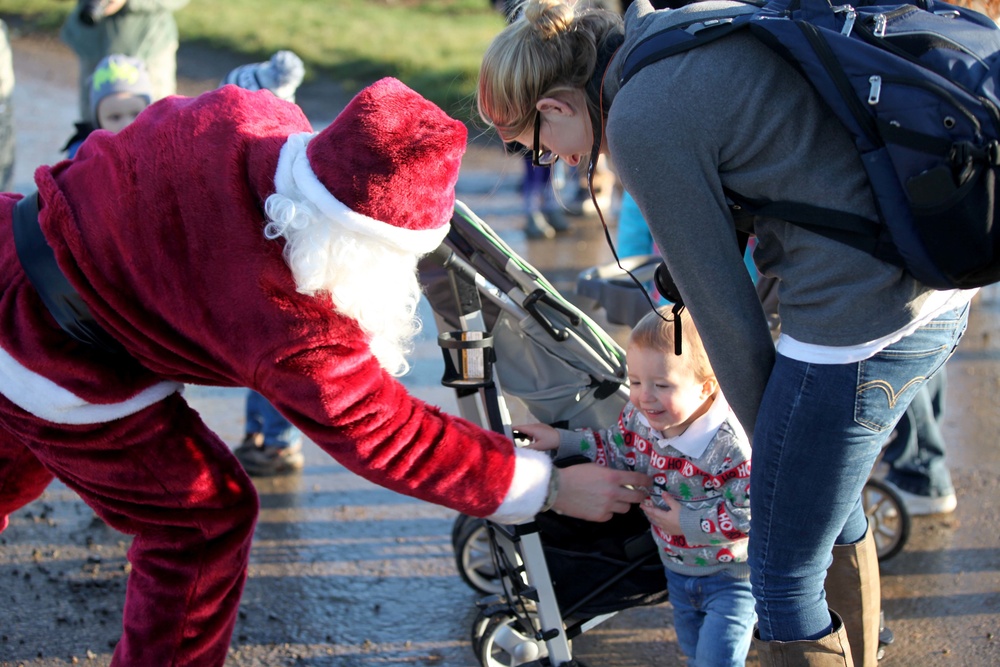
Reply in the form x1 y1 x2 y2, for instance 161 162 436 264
531 112 557 168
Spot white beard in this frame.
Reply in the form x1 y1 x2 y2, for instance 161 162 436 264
263 192 424 377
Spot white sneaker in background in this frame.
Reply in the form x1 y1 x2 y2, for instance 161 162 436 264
884 480 957 516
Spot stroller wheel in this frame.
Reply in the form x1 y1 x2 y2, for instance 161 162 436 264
864 477 911 562
471 602 514 657
454 517 505 595
478 608 550 667
452 513 476 550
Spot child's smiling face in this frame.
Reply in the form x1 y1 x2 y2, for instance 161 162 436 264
626 344 717 438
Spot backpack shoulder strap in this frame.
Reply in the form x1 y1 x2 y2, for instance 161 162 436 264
725 188 906 268
620 3 763 86
618 1 910 269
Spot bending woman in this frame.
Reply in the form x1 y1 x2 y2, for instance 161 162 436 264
476 1 973 664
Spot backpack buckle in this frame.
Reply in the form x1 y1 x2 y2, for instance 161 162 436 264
950 141 1000 166
685 17 735 35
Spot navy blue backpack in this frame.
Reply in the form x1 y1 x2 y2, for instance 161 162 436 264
620 0 1000 289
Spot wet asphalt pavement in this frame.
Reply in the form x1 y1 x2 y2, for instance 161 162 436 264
1 32 999 667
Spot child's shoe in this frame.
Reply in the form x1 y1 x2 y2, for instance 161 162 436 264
234 438 305 476
543 208 570 233
524 212 555 240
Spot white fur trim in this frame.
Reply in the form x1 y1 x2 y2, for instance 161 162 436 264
273 133 450 255
0 345 181 425
486 447 552 525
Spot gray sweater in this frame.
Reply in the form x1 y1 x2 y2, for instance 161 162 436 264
605 0 933 435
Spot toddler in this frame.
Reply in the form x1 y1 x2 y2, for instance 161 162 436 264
517 306 755 667
63 54 152 158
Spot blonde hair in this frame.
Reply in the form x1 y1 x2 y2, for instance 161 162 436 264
628 307 715 383
945 0 1000 21
477 0 622 141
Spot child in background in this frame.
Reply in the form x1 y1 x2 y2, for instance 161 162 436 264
516 306 755 667
219 50 308 476
60 0 187 120
63 54 152 158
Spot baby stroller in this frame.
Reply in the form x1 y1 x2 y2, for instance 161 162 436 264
576 257 912 563
421 202 669 667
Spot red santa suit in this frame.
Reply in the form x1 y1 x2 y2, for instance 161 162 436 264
0 78 551 666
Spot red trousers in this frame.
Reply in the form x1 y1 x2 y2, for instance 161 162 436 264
0 391 259 666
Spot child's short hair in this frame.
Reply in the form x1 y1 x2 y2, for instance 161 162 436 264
628 307 715 382
88 54 152 126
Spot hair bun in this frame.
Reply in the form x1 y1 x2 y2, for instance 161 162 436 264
523 0 575 40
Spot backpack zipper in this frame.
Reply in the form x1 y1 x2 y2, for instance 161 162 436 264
854 12 1000 137
797 20 882 147
857 9 988 68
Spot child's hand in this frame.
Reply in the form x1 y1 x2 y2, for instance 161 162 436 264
640 492 682 535
512 423 559 451
106 0 129 17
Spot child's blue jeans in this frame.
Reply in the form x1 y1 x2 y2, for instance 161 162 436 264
750 303 969 643
245 390 300 449
667 568 756 667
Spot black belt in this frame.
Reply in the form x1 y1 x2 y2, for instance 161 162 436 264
12 192 124 355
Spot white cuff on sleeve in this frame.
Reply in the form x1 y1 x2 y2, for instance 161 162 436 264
486 447 552 525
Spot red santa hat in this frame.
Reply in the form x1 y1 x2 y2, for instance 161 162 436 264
271 77 467 255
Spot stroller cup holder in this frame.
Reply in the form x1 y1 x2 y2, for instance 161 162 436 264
438 331 495 388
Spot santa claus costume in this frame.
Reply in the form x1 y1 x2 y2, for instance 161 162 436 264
0 78 554 665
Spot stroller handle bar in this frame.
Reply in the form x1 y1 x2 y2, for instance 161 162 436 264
428 244 529 322
523 289 581 342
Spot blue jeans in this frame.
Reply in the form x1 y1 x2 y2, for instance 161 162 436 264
245 391 300 449
521 156 557 214
750 304 969 642
883 370 953 497
667 569 756 667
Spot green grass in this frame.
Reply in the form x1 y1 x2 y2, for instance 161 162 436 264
0 0 506 116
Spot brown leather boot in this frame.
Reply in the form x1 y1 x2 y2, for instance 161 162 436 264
753 611 855 666
825 524 881 667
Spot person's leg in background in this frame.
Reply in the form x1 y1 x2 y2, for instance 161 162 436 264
881 370 956 515
235 390 304 476
750 304 968 665
522 154 558 239
539 164 570 234
562 160 615 218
